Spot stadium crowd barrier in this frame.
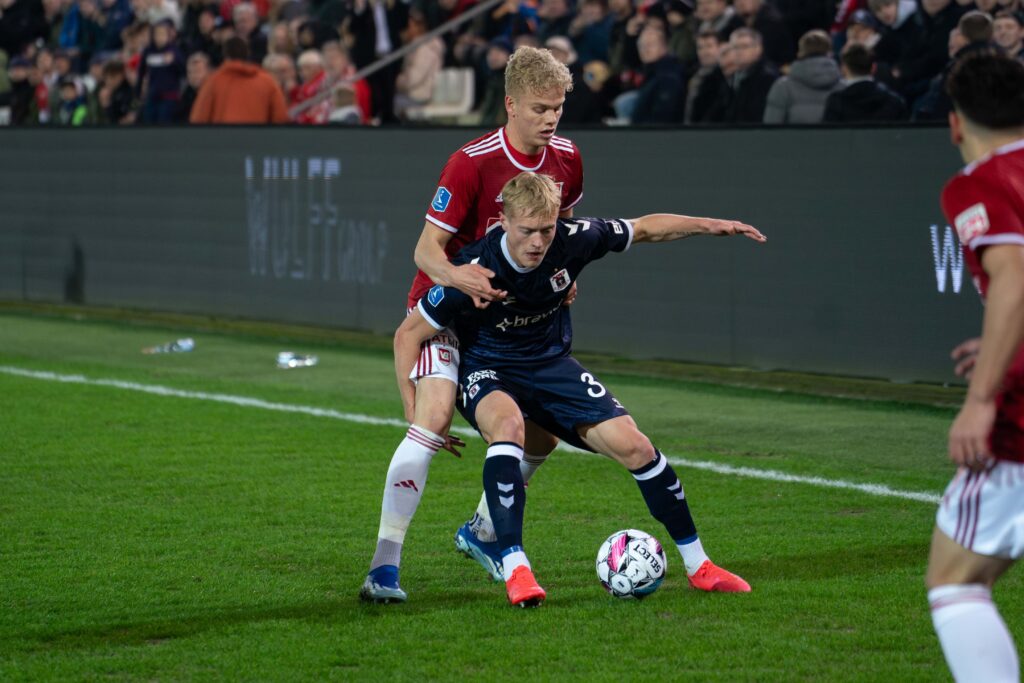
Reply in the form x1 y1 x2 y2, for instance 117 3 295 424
0 126 977 384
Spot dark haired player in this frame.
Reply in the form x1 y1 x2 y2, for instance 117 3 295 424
927 51 1024 682
395 172 765 606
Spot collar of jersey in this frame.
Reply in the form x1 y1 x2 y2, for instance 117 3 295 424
963 138 1024 176
500 127 547 172
500 233 538 273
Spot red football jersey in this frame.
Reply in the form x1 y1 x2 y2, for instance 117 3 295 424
941 139 1024 461
406 127 584 306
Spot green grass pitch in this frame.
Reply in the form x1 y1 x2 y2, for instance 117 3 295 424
0 308 1018 681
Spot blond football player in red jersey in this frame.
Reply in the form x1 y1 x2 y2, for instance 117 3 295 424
362 47 585 602
927 52 1024 682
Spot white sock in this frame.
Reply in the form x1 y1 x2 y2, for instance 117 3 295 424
502 549 530 578
369 425 443 570
929 584 1019 683
471 452 547 543
677 536 710 576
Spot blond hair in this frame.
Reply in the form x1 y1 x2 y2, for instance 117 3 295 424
504 46 573 100
501 172 562 219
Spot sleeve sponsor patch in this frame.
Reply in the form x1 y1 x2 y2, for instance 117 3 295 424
427 285 445 307
431 186 452 212
954 202 990 244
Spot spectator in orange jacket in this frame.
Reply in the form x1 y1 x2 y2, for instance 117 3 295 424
189 36 289 123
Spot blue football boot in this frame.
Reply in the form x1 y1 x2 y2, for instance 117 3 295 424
359 565 408 603
454 522 504 582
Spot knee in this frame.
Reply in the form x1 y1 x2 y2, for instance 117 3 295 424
488 413 525 445
413 394 455 435
617 433 656 470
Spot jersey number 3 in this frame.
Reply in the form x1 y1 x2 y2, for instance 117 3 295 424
580 372 606 397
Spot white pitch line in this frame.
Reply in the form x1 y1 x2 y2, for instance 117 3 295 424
0 365 941 505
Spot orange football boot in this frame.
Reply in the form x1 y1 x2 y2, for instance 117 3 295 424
505 566 546 607
687 560 751 593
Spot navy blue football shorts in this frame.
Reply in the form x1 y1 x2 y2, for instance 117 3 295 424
457 356 629 452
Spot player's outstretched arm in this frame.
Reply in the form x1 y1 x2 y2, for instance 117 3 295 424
393 310 443 424
949 244 1024 469
630 214 766 244
413 222 507 308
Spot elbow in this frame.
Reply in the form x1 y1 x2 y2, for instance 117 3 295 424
394 322 411 355
413 243 427 272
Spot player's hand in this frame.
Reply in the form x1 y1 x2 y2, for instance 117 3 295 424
951 337 982 379
451 263 507 309
442 433 466 458
562 281 578 306
705 219 767 243
948 395 996 471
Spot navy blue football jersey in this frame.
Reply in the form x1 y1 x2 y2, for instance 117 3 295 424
416 216 634 365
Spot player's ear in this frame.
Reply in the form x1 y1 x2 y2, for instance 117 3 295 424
499 212 509 232
505 95 515 118
949 110 963 147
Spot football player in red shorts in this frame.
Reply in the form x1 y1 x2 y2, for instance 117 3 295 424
927 52 1024 682
361 47 584 602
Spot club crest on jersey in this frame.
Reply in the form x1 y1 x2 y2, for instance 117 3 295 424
954 203 990 244
427 285 445 306
431 186 452 212
437 348 452 366
468 384 480 399
550 268 571 292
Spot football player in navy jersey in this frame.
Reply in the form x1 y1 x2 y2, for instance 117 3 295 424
396 172 766 606
361 47 582 604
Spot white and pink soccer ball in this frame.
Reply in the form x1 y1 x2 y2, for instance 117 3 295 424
596 529 667 599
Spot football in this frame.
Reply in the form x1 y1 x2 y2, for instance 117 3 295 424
596 529 667 599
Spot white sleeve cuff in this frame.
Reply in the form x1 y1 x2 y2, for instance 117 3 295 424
622 219 634 252
425 214 459 234
969 233 1024 250
416 299 445 330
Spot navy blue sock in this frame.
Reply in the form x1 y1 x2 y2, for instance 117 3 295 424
482 442 526 552
630 449 698 543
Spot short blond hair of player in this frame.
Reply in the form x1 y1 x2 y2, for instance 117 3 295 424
504 46 573 100
500 172 562 220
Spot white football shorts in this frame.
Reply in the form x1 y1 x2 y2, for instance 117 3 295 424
935 460 1024 559
406 307 460 385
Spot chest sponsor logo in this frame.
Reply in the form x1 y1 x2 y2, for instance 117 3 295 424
428 285 445 306
432 186 453 212
495 304 561 331
550 268 571 292
954 203 990 244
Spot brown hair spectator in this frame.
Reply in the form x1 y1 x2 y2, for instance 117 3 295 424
797 30 832 59
959 10 995 44
840 42 875 77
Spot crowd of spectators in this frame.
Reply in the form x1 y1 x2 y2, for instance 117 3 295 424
0 0 1019 126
